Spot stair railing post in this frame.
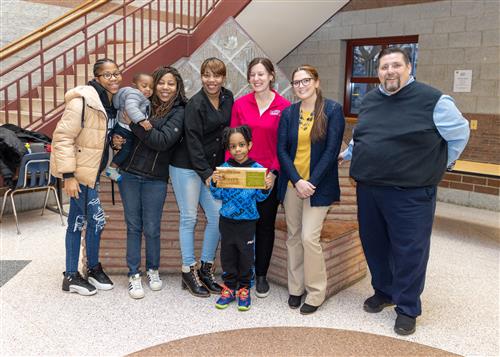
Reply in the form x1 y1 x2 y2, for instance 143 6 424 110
40 38 45 123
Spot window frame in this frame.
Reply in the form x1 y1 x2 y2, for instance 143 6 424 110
343 35 419 118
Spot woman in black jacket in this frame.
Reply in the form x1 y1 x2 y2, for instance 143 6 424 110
117 66 186 299
169 57 234 298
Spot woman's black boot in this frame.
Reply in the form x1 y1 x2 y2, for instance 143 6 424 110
181 265 210 297
198 261 222 294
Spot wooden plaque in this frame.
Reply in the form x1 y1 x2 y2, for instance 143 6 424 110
215 166 267 189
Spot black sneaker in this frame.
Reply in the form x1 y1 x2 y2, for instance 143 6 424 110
300 303 319 315
363 293 394 313
255 275 270 298
288 294 303 309
86 263 114 290
62 272 97 296
394 312 416 335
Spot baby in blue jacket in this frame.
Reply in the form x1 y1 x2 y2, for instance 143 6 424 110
210 125 272 312
106 73 153 181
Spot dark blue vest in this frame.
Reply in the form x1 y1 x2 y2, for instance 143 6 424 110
350 81 447 187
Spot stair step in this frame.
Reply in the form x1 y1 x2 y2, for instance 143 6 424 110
75 64 95 77
20 97 63 112
0 110 39 126
56 74 89 88
38 86 66 100
89 52 128 65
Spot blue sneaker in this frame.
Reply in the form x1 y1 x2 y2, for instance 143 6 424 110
237 287 251 311
215 286 235 309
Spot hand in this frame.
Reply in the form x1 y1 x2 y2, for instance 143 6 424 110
112 134 125 150
295 179 315 198
265 171 276 190
122 112 132 125
205 176 213 187
139 119 152 131
63 177 81 199
337 152 345 166
211 170 224 184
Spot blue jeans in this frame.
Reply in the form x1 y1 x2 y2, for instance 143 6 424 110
65 184 105 274
112 124 135 166
118 171 167 276
169 165 221 266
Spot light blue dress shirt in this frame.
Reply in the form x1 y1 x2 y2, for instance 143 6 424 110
341 76 470 168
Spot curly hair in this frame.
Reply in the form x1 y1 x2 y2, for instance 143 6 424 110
150 66 187 119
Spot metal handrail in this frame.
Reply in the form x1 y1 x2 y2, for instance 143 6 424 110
0 0 219 129
0 0 110 60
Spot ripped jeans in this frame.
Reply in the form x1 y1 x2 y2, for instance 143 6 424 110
65 183 106 274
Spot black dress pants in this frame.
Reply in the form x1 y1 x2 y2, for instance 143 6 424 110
219 216 256 290
255 184 279 277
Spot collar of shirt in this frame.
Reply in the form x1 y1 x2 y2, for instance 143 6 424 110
378 76 415 96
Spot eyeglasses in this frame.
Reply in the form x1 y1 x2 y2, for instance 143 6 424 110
291 77 313 88
96 72 122 80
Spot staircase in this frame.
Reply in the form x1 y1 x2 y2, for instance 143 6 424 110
0 0 250 134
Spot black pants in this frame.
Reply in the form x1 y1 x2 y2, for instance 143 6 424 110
219 216 256 290
357 183 437 317
255 184 279 277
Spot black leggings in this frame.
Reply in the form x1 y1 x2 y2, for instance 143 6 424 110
254 184 279 277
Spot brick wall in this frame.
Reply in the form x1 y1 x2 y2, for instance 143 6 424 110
96 165 367 296
440 172 499 196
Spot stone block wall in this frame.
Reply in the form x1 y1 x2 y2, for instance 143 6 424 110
278 0 500 165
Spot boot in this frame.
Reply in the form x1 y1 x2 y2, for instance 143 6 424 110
198 261 222 294
181 265 210 298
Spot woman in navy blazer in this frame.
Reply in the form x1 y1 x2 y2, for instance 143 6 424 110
277 65 345 314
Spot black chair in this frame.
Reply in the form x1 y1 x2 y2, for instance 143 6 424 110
0 152 64 234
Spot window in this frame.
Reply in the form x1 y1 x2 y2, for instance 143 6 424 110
344 36 419 117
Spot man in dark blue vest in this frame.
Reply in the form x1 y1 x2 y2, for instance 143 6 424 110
340 47 469 335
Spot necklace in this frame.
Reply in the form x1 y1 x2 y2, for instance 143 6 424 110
299 109 314 131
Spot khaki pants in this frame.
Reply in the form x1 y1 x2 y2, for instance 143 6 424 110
283 188 330 306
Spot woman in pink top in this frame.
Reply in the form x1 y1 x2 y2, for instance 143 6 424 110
230 57 290 298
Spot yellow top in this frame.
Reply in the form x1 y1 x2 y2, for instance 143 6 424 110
292 110 314 183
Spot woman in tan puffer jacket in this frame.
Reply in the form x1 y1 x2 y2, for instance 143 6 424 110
50 58 121 296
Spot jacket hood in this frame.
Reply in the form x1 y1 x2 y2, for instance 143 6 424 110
65 86 107 115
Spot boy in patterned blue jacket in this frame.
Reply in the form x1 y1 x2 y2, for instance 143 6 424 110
210 125 271 311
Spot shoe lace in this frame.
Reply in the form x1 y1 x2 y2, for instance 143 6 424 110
130 276 142 290
220 285 234 298
237 288 249 301
191 267 203 286
148 270 161 283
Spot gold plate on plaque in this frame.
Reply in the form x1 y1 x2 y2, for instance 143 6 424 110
215 167 267 189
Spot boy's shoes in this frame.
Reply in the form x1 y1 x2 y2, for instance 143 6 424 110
288 294 303 309
363 293 394 313
394 312 416 335
215 286 236 309
146 269 163 291
86 263 114 290
105 166 122 182
128 273 145 299
237 287 251 311
255 275 270 298
62 272 97 296
300 303 319 315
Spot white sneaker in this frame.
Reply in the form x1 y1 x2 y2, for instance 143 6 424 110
146 269 163 291
128 273 145 299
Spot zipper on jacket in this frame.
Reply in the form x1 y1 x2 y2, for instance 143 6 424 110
150 152 160 173
125 142 141 171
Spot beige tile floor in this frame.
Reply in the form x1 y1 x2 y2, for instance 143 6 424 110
0 202 499 357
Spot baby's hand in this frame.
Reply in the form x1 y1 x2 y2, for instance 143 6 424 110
140 120 153 131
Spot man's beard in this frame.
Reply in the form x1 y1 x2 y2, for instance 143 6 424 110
383 77 401 93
